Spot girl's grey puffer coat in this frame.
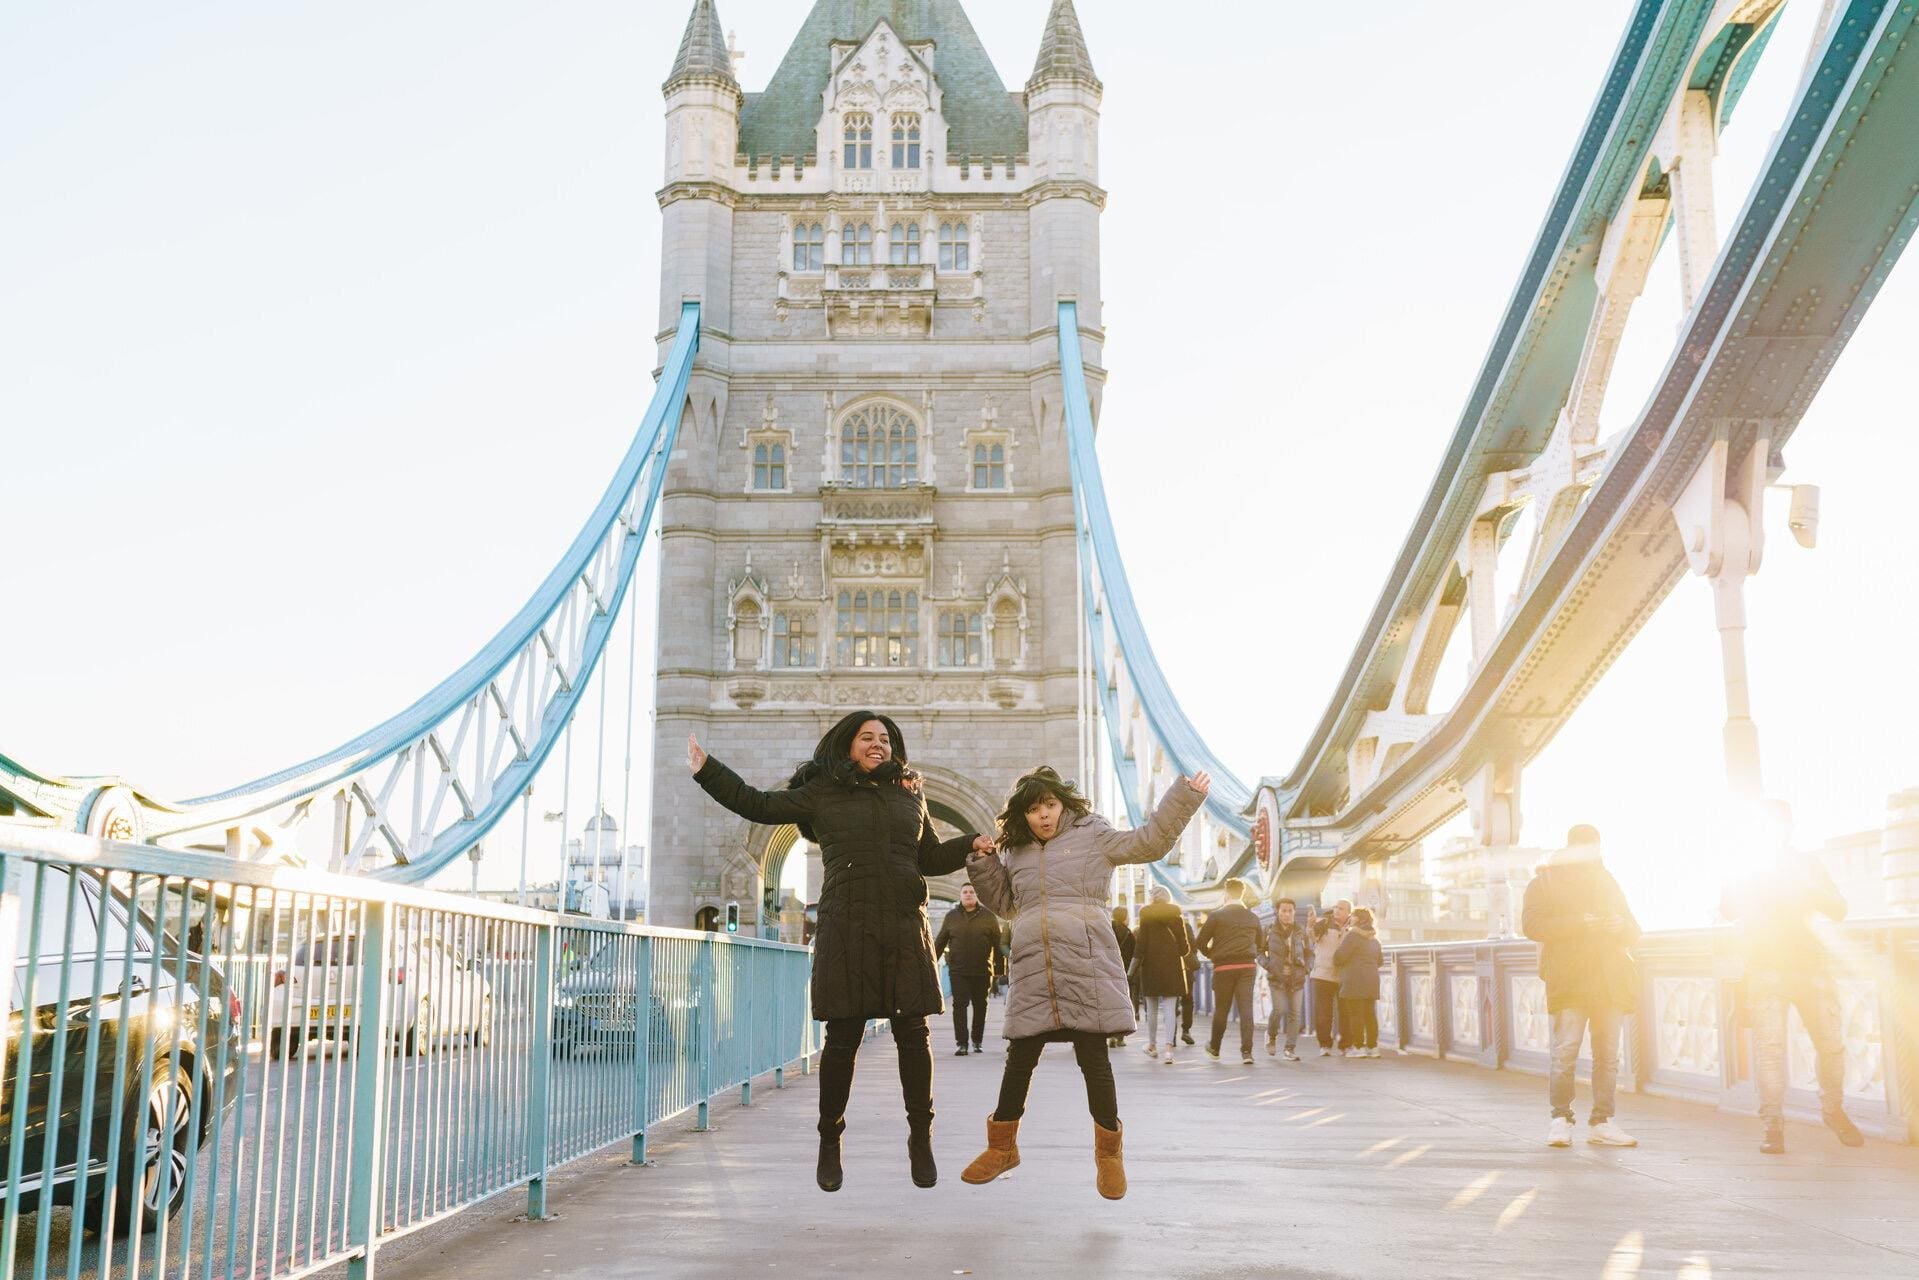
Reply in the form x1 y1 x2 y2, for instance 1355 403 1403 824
967 783 1204 1040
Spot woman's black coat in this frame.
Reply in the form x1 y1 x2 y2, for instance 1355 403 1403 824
1133 901 1192 998
694 756 978 1022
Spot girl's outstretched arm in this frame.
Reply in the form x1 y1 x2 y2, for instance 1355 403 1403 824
692 755 818 826
966 847 1016 917
1096 776 1208 865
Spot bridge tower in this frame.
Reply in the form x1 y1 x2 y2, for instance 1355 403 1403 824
650 0 1105 932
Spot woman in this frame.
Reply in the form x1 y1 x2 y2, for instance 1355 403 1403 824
960 766 1209 1200
687 712 990 1193
1133 885 1191 1063
1333 906 1384 1058
1107 906 1136 1048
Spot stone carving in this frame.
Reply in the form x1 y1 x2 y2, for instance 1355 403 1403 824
1511 975 1551 1054
1410 974 1437 1044
1653 976 1721 1077
1450 975 1481 1050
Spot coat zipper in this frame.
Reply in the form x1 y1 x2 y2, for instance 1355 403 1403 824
1035 837 1062 1030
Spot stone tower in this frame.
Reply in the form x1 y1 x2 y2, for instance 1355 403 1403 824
648 0 1106 931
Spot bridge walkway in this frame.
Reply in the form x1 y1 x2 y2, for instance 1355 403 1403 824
371 1008 1919 1280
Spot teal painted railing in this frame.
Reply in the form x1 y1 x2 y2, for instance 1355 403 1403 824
0 830 814 1279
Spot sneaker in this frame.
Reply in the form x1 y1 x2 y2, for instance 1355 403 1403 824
1204 1045 1221 1061
1242 1054 1256 1066
1283 1048 1301 1062
1144 1043 1157 1057
1181 1033 1195 1046
1587 1121 1638 1147
973 1043 985 1054
1760 1122 1786 1155
1823 1109 1866 1148
1367 1047 1382 1058
1547 1117 1574 1148
1162 1048 1175 1064
955 1046 969 1057
1319 1046 1333 1058
1266 1040 1277 1057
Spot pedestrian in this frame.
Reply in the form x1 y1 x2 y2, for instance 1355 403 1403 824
1521 824 1641 1149
687 713 991 1192
1133 885 1191 1063
1262 896 1311 1061
1197 879 1268 1066
1108 906 1136 1048
1177 914 1202 1044
936 883 1004 1057
962 766 1210 1199
1308 899 1353 1056
1721 800 1864 1155
1332 907 1382 1057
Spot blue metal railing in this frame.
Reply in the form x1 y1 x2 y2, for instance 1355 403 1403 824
0 828 812 1280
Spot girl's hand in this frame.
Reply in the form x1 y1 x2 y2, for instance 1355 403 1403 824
971 835 998 857
687 733 707 774
1187 772 1212 797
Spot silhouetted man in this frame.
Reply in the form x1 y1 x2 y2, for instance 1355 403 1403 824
935 884 1003 1055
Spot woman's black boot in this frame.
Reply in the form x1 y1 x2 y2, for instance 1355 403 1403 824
906 1116 938 1188
817 1118 845 1192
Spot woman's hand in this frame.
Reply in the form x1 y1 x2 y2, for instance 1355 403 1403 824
1187 772 1212 797
687 733 707 774
971 834 998 858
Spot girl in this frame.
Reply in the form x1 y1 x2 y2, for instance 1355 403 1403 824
688 712 991 1192
960 766 1209 1199
1333 906 1384 1058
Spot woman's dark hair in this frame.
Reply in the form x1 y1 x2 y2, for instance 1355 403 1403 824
1352 906 1375 929
1110 906 1128 926
783 711 918 842
996 766 1092 849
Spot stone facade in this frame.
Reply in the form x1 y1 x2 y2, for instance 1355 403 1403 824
649 1 1106 931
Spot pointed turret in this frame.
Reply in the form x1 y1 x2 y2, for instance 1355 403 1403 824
1027 0 1100 92
665 0 739 94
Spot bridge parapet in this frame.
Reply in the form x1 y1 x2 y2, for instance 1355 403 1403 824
1383 922 1919 1144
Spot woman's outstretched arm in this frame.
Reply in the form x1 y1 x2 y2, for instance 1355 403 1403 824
1096 773 1211 865
918 801 989 876
689 735 818 826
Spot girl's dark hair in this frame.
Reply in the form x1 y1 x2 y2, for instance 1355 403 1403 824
996 766 1092 849
784 711 918 842
1352 906 1375 929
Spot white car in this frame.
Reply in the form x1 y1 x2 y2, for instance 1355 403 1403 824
265 933 492 1058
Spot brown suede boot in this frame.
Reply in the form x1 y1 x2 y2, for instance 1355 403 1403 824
1093 1121 1126 1200
960 1115 1021 1184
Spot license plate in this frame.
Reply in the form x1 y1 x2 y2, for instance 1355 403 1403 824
309 1005 346 1022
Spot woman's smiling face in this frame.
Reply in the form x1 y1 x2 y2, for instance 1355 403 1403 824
849 720 892 772
1025 793 1065 842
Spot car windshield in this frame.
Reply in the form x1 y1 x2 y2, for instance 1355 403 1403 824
291 936 359 967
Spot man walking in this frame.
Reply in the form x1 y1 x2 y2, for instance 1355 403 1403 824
1308 900 1352 1056
1197 880 1267 1066
1521 825 1640 1148
1177 915 1201 1045
1721 801 1865 1155
1262 897 1311 1061
935 884 1003 1055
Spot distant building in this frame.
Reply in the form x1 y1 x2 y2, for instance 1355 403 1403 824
1809 787 1919 918
565 810 647 921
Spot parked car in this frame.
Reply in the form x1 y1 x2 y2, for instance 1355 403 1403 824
1 865 243 1235
264 931 493 1058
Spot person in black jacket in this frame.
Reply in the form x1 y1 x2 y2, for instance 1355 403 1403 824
689 711 990 1194
935 884 1003 1056
1107 907 1137 1047
1177 916 1201 1044
1133 887 1191 1062
1196 880 1268 1065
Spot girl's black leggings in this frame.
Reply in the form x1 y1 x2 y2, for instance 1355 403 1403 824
991 1029 1119 1130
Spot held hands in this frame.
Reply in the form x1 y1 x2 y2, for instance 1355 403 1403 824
970 834 998 858
1186 772 1212 798
687 733 707 774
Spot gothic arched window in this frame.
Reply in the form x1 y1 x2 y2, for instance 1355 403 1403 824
971 442 1004 490
891 114 922 168
939 221 969 271
889 222 921 266
838 402 919 488
793 222 824 271
836 589 920 668
841 222 873 266
752 442 786 490
843 113 873 169
938 611 983 667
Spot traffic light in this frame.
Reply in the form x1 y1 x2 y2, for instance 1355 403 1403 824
724 900 740 934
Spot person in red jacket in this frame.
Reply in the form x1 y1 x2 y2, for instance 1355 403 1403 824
1522 825 1641 1149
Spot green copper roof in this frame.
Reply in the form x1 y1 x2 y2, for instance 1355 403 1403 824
1028 0 1098 91
737 1 1028 161
667 0 738 91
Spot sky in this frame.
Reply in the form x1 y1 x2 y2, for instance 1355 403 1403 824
4 1 1915 929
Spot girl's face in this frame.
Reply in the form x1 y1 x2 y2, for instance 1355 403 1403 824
1025 793 1065 842
849 720 892 772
